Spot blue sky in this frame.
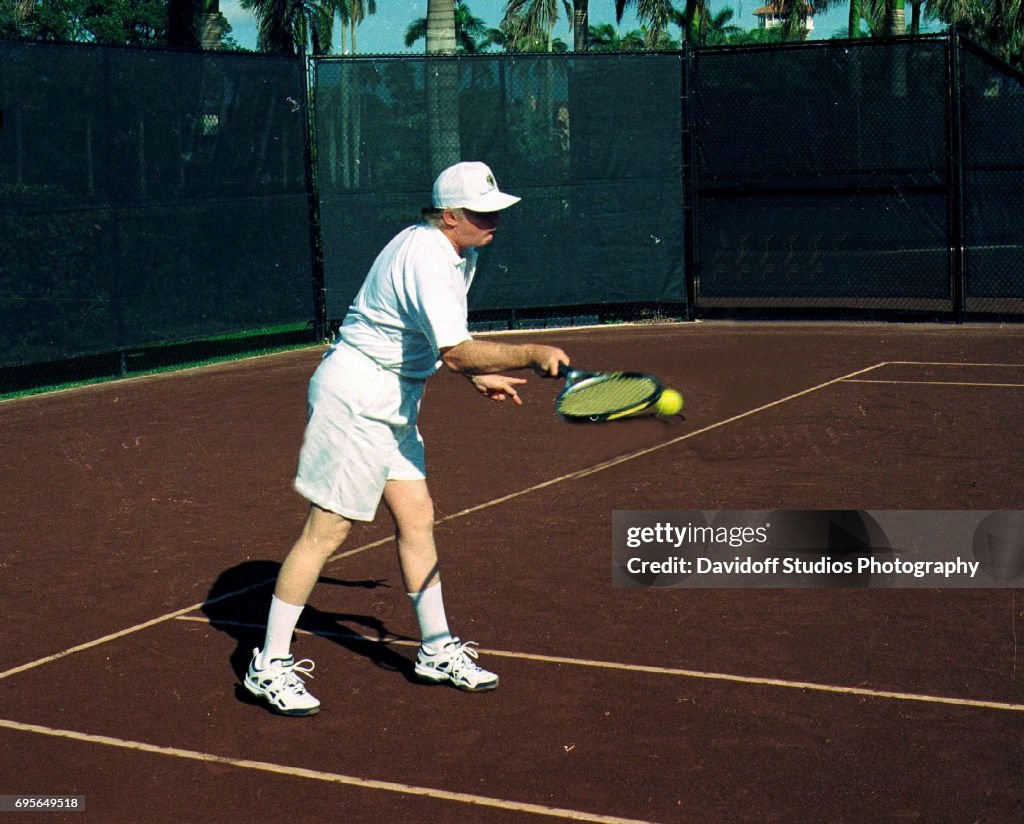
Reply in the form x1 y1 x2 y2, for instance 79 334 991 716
218 0 945 55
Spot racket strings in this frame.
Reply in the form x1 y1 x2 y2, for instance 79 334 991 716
557 376 659 417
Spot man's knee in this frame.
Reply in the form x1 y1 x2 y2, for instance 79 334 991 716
302 505 353 554
412 492 436 527
386 481 435 534
395 498 434 540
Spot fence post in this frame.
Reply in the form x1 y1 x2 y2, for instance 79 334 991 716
303 54 328 341
681 45 698 321
946 31 967 321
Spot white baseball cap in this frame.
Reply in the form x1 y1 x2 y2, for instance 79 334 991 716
432 162 521 212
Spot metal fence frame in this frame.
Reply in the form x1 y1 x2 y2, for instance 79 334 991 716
684 32 1023 322
309 31 1023 330
2 32 1022 388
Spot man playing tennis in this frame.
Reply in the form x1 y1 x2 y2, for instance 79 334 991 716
245 161 570 716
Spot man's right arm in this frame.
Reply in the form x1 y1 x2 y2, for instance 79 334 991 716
441 339 569 377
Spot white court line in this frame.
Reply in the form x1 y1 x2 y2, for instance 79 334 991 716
842 360 1024 389
884 361 1024 367
349 361 894 549
0 580 272 682
0 360 889 682
175 616 1024 714
0 718 656 824
846 379 1024 388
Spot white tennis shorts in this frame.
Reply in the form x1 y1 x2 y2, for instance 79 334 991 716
294 343 427 521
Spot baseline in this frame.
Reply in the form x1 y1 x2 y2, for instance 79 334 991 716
0 718 655 824
176 616 1024 715
846 380 1024 388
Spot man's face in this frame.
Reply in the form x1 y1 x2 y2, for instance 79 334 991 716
448 208 501 252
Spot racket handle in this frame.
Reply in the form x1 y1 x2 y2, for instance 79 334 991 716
534 362 572 379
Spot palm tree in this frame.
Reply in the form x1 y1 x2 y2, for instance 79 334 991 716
240 0 335 54
502 0 573 52
853 0 925 36
780 0 827 39
420 0 461 173
406 1 490 52
587 22 646 48
484 21 569 50
849 0 863 36
6 0 38 35
426 0 458 52
673 0 706 45
702 7 742 43
931 0 1023 69
573 0 590 50
346 0 376 52
614 0 673 46
671 2 742 44
334 0 351 52
851 0 897 35
908 0 923 34
884 0 906 33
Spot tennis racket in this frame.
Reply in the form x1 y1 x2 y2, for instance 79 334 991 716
551 364 664 422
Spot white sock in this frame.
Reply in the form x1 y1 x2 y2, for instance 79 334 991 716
408 581 453 653
259 595 305 668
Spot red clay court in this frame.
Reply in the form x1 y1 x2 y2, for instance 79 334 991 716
2 321 1023 823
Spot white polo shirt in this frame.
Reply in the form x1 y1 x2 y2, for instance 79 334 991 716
338 223 476 379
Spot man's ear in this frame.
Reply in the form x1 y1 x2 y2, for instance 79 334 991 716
441 208 461 228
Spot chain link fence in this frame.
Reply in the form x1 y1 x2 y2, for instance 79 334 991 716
960 38 1024 315
2 34 1022 392
314 34 1023 328
0 41 315 387
692 38 953 316
692 35 1023 319
312 53 688 331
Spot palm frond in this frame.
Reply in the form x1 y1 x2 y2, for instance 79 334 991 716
616 0 676 44
502 0 562 43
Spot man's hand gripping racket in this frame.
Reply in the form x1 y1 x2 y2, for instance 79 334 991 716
548 363 684 423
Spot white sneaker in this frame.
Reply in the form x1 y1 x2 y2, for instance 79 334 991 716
244 648 321 716
414 638 499 692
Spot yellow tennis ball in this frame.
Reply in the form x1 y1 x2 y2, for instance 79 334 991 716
655 388 684 417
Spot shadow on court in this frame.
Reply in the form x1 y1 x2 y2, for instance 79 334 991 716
200 560 420 705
